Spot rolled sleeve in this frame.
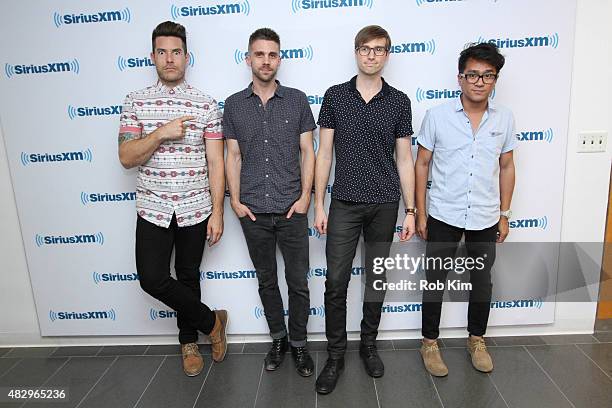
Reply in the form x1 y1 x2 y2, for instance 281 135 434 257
416 110 436 151
204 100 223 140
119 94 142 137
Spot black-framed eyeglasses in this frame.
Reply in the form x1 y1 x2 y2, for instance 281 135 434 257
356 46 388 56
459 72 498 84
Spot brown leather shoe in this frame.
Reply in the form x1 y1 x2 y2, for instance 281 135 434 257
181 343 204 377
209 310 228 362
467 336 493 372
420 340 448 377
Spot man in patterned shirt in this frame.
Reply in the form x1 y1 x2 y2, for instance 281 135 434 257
118 21 227 377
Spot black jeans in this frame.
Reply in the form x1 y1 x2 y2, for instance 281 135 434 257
136 215 216 344
240 212 310 347
325 199 399 358
421 216 498 340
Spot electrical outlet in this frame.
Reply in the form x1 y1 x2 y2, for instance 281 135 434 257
577 131 607 153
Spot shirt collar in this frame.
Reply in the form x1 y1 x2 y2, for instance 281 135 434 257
245 80 285 99
455 95 497 112
154 80 188 94
349 75 390 97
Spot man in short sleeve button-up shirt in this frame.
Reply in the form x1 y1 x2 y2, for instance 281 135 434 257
117 21 228 378
415 42 517 377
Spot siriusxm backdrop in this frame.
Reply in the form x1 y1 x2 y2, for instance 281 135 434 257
0 0 575 336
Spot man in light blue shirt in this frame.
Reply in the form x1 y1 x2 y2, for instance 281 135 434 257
415 42 516 377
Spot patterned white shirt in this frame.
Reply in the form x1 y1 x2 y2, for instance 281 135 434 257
119 81 223 228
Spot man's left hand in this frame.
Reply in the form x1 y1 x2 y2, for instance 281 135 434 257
287 196 311 218
400 213 416 241
497 217 509 243
207 211 224 246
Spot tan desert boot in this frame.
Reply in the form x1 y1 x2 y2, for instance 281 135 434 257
420 340 449 377
181 343 204 377
467 336 494 373
209 310 228 362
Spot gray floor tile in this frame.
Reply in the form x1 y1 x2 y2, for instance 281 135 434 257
595 319 612 332
97 345 148 356
22 356 116 408
134 356 206 408
51 346 102 357
440 337 469 348
0 357 68 408
488 346 573 408
144 345 182 356
431 348 507 408
376 350 443 408
541 334 599 345
392 339 423 350
77 356 164 408
490 335 546 346
576 343 612 379
4 347 57 358
194 353 263 408
345 340 394 351
316 352 378 408
527 345 612 407
255 352 316 408
0 348 12 357
226 343 244 354
0 358 21 378
243 342 271 354
594 332 612 343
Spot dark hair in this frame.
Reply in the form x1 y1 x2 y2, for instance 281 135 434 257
458 42 505 73
152 21 187 53
248 28 280 50
354 25 391 50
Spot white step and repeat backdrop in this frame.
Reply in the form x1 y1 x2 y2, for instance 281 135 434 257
0 0 575 336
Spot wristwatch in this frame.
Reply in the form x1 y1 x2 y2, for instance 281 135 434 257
500 209 512 220
405 208 417 216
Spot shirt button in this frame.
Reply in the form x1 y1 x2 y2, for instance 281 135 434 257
264 140 268 143
265 174 269 178
468 205 471 208
258 104 262 107
265 194 269 197
263 121 267 124
265 158 269 162
471 155 474 158
470 173 473 176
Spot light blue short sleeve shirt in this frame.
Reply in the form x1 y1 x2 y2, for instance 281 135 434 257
417 98 517 230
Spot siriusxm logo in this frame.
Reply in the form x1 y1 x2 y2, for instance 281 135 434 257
117 53 196 71
80 192 136 205
200 269 257 280
308 266 365 279
308 227 325 239
416 0 463 6
490 298 543 309
35 232 105 247
234 46 314 64
170 1 251 19
5 60 79 78
509 216 548 230
381 303 422 313
49 308 116 322
20 149 93 166
149 308 177 320
477 34 559 49
415 87 495 103
93 272 139 284
68 105 122 120
291 0 373 13
308 94 324 105
53 8 131 27
516 128 553 143
389 39 436 55
253 305 325 319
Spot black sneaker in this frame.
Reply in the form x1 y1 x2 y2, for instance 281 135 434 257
315 357 345 394
291 346 314 377
359 343 384 378
264 336 288 371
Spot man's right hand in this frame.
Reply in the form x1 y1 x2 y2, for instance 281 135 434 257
416 212 428 240
231 201 256 221
158 115 196 142
314 206 328 235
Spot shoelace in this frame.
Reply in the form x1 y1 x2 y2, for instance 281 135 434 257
270 339 285 353
323 359 340 375
471 339 487 352
362 345 378 357
423 342 440 353
293 347 307 361
182 343 199 357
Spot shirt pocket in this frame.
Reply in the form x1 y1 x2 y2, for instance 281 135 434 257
482 129 505 157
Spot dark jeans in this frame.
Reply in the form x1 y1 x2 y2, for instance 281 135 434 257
136 214 216 344
325 199 399 358
421 216 498 340
240 212 310 347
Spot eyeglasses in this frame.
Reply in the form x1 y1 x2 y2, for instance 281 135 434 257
356 46 388 56
459 72 498 84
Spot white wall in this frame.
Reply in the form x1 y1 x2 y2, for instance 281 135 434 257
1 0 610 347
